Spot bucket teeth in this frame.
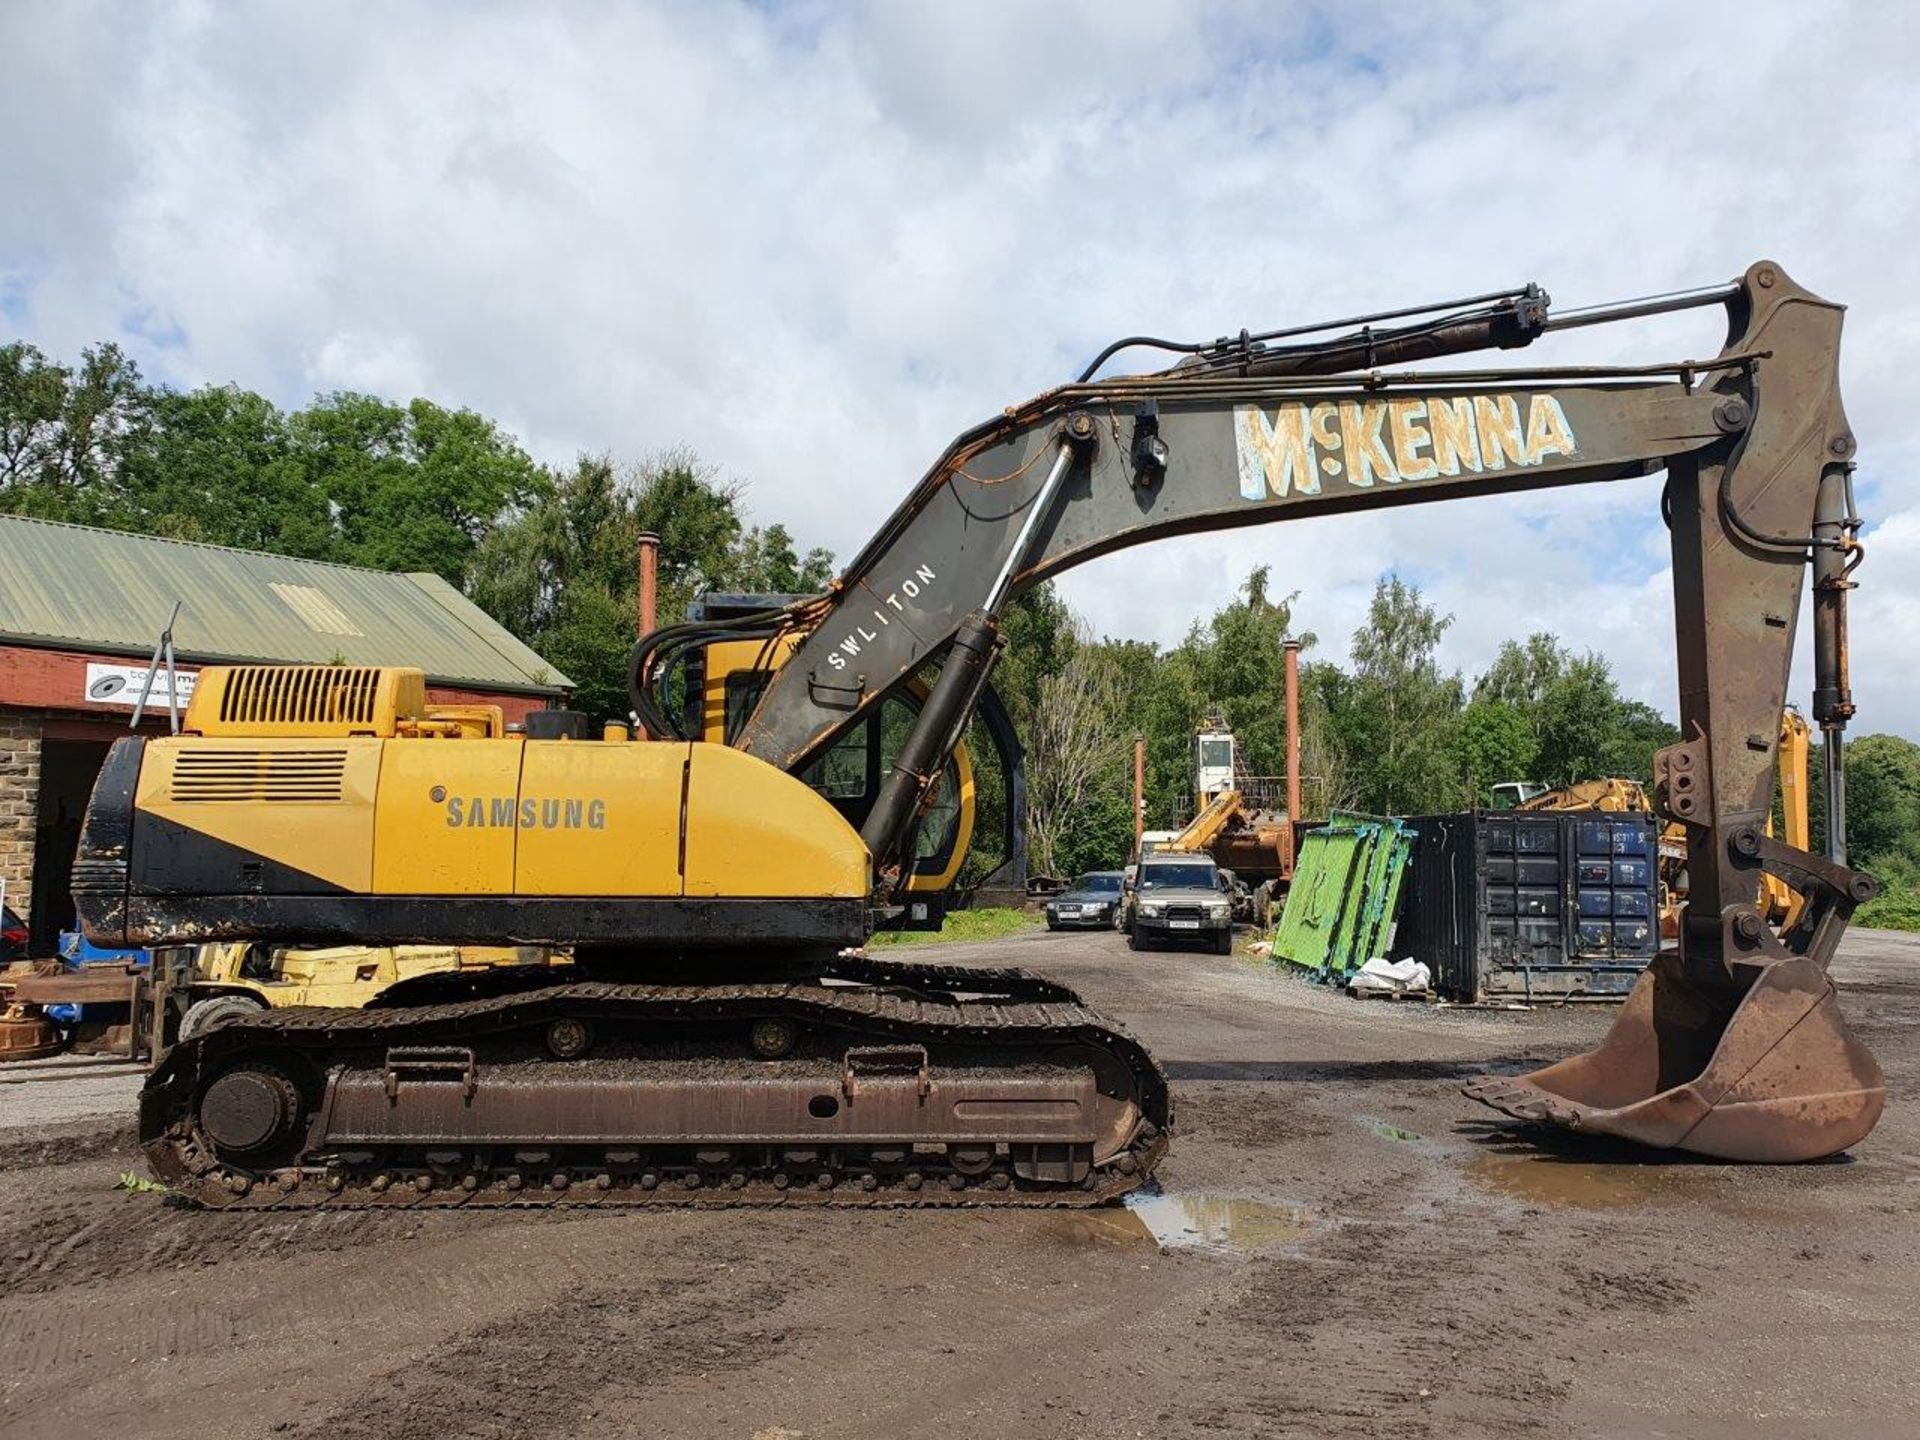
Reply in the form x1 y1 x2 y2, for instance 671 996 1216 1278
1462 1078 1535 1106
1461 1078 1583 1127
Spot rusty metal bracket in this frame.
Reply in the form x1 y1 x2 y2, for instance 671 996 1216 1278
383 1046 477 1103
1652 727 1711 825
1721 827 1876 972
843 1044 931 1102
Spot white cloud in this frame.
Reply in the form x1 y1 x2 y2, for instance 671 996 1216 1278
3 1 1917 732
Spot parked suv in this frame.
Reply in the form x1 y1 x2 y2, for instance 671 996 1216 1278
1046 871 1125 930
1128 856 1234 954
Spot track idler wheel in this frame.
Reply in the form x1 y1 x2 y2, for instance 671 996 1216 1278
200 1066 304 1157
749 1018 798 1059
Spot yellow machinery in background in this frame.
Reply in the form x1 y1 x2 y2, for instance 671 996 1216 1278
1767 710 1814 928
1512 777 1656 813
1512 710 1812 934
176 942 564 1040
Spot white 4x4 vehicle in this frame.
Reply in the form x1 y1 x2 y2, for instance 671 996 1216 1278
1127 856 1234 955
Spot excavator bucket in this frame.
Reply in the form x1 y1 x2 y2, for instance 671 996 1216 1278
1466 951 1884 1162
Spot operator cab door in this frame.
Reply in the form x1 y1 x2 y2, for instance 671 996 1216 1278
719 672 965 880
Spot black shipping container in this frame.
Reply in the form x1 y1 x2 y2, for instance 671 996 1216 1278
1397 810 1659 1002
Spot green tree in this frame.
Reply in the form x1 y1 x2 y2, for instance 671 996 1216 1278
1474 632 1565 711
1338 575 1464 813
1455 700 1538 798
1532 652 1624 784
726 521 835 596
1472 632 1676 788
992 583 1077 738
1597 698 1680 784
468 450 832 723
1172 566 1312 782
291 393 546 583
1844 734 1920 872
0 341 152 518
129 386 333 555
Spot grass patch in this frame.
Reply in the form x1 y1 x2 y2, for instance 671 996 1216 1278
1857 879 1920 932
867 906 1043 948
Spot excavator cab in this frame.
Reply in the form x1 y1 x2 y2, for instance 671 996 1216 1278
682 593 1028 917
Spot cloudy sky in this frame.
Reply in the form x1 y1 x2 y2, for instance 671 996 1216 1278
6 2 1917 732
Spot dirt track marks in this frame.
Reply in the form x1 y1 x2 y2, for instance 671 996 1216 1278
292 1264 806 1439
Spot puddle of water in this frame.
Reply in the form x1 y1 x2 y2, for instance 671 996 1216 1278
1052 1190 1318 1254
1467 1151 1675 1209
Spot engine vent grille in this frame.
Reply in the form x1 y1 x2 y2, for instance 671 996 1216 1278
217 666 384 729
171 749 350 804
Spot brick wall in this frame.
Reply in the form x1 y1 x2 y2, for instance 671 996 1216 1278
0 709 42 926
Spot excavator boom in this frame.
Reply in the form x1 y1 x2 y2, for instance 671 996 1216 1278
723 259 1881 1161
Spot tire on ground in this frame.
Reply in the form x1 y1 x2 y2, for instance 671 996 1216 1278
178 993 269 1042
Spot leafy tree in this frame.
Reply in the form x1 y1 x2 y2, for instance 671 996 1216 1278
727 521 835 597
1296 663 1359 820
130 386 333 555
1455 700 1538 798
291 393 545 583
1472 632 1676 789
468 450 832 723
1024 619 1126 878
1532 652 1625 785
1338 575 1464 813
1474 632 1565 710
993 583 1077 738
1844 734 1920 872
0 341 152 516
1597 699 1680 784
1172 566 1313 782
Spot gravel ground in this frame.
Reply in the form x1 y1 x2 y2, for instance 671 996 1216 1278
1 927 1916 1440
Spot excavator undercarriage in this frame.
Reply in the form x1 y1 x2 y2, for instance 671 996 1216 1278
139 955 1169 1208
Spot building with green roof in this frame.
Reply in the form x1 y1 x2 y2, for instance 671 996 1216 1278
0 513 568 952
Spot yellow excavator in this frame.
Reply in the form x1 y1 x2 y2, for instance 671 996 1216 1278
76 261 1883 1208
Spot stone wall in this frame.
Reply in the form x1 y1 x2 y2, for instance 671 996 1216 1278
0 709 42 925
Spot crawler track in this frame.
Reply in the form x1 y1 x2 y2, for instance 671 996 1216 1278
141 957 1171 1210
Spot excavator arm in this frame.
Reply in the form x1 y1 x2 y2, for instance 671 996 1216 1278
721 263 1859 921
698 260 1881 1161
1162 790 1247 857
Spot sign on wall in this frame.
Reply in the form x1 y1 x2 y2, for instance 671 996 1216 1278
83 661 199 711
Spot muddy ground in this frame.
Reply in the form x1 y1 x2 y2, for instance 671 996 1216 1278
2 927 1916 1440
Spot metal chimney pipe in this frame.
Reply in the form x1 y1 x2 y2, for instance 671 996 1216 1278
1133 735 1147 854
1283 640 1302 822
636 532 660 639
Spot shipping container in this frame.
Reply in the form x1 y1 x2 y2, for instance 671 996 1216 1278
1396 810 1658 1002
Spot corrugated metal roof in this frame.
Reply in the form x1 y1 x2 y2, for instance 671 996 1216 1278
0 515 570 695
